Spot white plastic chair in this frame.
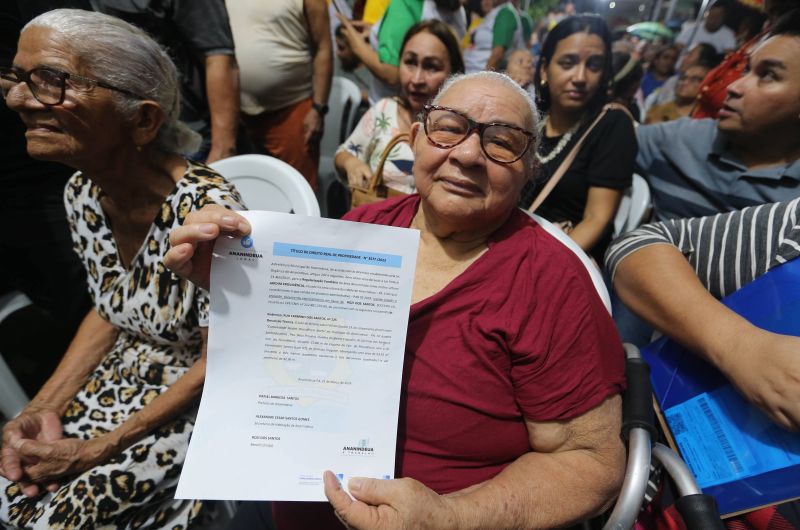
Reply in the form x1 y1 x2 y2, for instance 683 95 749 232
613 174 652 238
524 211 612 314
319 76 363 217
0 291 32 419
320 76 362 163
210 154 321 216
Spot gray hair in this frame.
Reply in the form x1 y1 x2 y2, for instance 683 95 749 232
24 9 201 154
430 71 540 175
431 71 539 132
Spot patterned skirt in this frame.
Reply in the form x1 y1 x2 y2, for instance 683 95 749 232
0 346 203 529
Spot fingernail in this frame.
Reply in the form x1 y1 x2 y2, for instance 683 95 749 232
238 221 250 233
199 224 216 235
348 477 362 491
221 215 237 227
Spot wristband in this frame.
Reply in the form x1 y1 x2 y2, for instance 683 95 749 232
312 102 329 116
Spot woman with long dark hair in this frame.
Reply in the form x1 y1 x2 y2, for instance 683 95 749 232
519 14 636 260
336 0 466 104
335 20 464 195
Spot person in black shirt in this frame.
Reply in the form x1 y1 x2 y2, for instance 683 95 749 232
519 15 636 261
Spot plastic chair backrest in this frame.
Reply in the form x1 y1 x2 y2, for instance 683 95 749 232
524 211 612 314
318 77 363 217
209 154 321 216
613 174 651 237
321 76 362 160
0 291 31 418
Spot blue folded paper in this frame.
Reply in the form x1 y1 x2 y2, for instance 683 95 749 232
642 257 800 516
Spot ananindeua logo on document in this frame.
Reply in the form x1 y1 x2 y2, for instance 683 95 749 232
342 438 375 457
228 235 263 261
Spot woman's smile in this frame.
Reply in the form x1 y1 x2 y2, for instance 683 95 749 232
435 174 484 196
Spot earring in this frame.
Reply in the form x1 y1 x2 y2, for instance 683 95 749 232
540 79 547 88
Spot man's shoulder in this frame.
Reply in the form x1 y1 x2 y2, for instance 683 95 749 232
637 118 719 173
497 3 516 16
640 117 717 146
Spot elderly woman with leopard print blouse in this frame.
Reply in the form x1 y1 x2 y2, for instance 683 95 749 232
0 9 243 529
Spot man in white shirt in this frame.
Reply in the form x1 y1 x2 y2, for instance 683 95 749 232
676 1 736 55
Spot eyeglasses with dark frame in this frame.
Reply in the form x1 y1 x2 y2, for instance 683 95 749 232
0 65 146 106
422 104 535 164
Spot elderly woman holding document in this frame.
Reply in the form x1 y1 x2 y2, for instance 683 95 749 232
0 9 243 529
165 71 625 529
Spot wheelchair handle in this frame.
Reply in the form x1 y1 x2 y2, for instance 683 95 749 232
603 345 725 530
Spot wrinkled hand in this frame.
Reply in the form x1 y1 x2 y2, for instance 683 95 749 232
13 436 111 486
303 107 324 145
724 332 800 431
165 204 251 290
345 158 372 189
1 408 63 496
324 471 459 530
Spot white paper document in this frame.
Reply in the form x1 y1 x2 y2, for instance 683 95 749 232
176 211 419 501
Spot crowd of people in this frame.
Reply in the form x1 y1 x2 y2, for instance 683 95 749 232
0 0 799 529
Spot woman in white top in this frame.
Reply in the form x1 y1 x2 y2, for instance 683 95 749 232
335 20 464 195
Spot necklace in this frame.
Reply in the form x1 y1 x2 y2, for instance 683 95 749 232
535 116 582 165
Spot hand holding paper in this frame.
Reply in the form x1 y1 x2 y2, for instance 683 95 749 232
324 471 459 530
175 211 419 502
165 204 251 290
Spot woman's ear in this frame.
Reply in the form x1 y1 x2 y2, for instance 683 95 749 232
409 121 422 151
539 59 548 86
131 101 166 149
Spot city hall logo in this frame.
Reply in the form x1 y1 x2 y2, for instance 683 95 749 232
342 438 375 457
228 235 262 260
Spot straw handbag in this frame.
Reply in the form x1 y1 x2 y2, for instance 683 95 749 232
350 133 409 208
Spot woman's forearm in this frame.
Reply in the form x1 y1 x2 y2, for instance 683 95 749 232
356 45 399 86
100 329 209 455
485 46 506 71
307 0 333 107
327 397 625 530
569 215 609 252
29 308 118 415
570 187 623 252
334 150 356 176
445 397 624 529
